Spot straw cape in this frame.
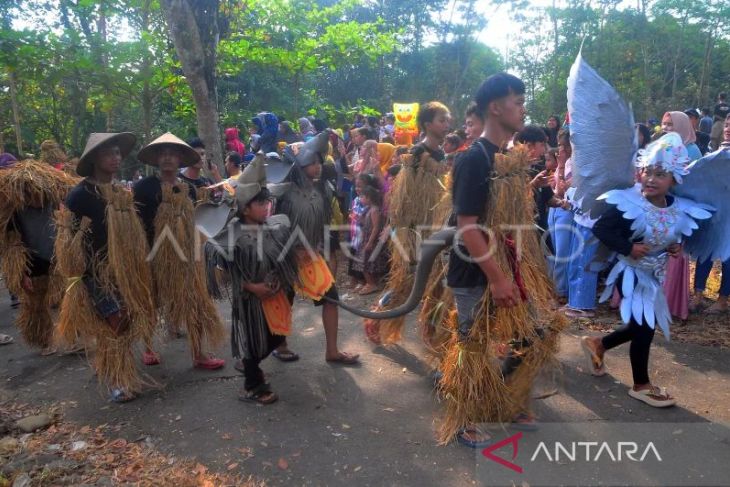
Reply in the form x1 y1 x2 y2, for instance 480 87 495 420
137 132 200 168
0 159 77 349
54 182 157 394
436 146 566 443
367 147 447 345
76 132 136 177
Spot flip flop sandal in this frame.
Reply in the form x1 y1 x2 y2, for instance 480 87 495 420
564 308 596 319
272 350 300 362
358 286 380 296
326 352 361 366
143 351 161 366
110 389 135 403
194 356 225 370
628 386 676 408
456 428 492 449
0 334 13 345
581 336 607 376
239 384 278 405
511 412 539 431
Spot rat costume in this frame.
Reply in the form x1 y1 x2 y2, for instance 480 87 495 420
56 133 157 396
205 155 299 401
0 159 76 349
271 132 339 303
133 133 226 365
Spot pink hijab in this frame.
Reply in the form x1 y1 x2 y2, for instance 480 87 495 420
665 111 696 145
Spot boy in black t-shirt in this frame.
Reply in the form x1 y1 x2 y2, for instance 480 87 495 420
410 101 451 163
446 73 527 448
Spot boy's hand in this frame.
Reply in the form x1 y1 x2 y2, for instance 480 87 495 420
667 243 682 257
245 282 278 300
530 170 549 189
630 243 650 260
490 277 520 308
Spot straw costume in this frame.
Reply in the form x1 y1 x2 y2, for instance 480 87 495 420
56 133 157 398
205 155 299 403
0 158 77 350
434 142 564 443
366 145 448 345
133 133 225 367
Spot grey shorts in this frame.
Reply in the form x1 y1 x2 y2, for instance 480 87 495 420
451 286 487 340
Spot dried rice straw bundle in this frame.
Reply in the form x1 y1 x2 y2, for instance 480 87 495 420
437 335 514 444
437 146 561 444
93 326 149 395
55 277 97 348
377 152 446 344
150 182 224 356
15 276 54 349
0 160 77 222
99 185 156 338
1 230 29 295
417 256 455 363
506 317 565 413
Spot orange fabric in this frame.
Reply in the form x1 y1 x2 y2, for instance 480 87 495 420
377 143 396 176
262 291 292 336
295 254 335 300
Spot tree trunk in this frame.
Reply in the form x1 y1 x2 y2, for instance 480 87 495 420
697 30 714 106
159 0 224 171
7 69 23 157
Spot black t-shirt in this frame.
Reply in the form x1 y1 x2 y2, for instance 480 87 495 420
411 142 445 163
695 131 711 155
446 137 498 288
65 180 110 256
713 102 730 122
133 176 197 247
179 171 213 188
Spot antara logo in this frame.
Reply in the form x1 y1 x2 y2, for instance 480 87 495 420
482 433 662 474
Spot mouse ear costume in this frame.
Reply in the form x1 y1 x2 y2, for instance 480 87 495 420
0 159 77 349
206 155 299 392
55 132 158 394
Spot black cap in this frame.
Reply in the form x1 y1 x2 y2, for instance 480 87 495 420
683 108 700 119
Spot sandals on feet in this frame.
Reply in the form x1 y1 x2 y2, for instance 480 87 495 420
272 350 300 362
628 386 675 408
239 384 278 405
326 351 360 366
110 389 135 403
143 351 161 366
194 356 225 370
456 427 492 448
581 336 607 376
511 412 539 431
564 307 595 319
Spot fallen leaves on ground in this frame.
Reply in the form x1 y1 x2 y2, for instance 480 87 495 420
0 401 263 487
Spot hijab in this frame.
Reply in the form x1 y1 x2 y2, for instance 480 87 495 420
666 111 696 145
376 143 395 176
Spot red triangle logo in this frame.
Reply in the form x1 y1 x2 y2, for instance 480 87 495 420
482 432 523 473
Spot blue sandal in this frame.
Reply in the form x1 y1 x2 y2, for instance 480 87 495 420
456 428 492 448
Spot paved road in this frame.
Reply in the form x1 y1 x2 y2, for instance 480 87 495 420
2 290 729 486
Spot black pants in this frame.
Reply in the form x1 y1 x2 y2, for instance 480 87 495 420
601 319 655 385
243 333 286 391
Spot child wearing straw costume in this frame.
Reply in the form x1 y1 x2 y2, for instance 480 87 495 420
368 102 452 345
0 157 76 353
133 133 226 370
206 155 299 404
58 132 157 402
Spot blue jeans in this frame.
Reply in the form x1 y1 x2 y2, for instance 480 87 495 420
694 258 730 297
567 224 601 310
548 207 574 297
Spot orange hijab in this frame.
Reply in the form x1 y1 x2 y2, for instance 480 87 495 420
377 143 396 176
